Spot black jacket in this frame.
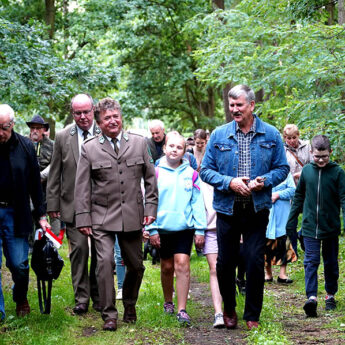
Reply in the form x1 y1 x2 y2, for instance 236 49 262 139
7 131 46 236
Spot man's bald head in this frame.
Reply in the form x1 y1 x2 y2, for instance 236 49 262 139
0 104 15 143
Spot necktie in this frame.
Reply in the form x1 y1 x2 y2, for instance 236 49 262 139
112 138 119 155
82 130 89 141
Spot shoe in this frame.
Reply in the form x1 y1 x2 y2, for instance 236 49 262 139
223 310 237 329
303 299 318 317
325 296 336 311
116 289 123 300
73 303 88 315
16 299 30 317
213 312 225 328
164 302 175 314
246 321 259 330
265 277 273 283
103 319 117 331
277 277 293 284
123 305 137 323
92 303 102 312
176 309 191 326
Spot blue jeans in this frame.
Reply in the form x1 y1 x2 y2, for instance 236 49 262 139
114 236 125 290
303 236 339 298
0 207 29 320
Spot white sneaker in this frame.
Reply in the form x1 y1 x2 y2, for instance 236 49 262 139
116 289 123 300
213 312 225 328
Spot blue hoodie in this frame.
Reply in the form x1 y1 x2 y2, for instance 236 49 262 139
147 157 206 236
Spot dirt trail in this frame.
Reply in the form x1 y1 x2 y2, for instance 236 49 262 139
265 283 345 344
184 279 247 345
185 279 345 345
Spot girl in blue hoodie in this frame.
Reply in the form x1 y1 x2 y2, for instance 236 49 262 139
148 131 206 326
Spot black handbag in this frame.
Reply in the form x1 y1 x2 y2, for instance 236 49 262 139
31 236 64 314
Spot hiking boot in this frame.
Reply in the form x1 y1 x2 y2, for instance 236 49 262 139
213 312 225 328
303 298 317 317
16 299 30 317
325 296 336 311
177 309 191 326
163 302 175 315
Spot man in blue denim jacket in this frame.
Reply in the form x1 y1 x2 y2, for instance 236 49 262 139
200 85 289 330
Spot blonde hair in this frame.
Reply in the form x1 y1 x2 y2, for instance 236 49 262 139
283 124 299 137
165 131 186 152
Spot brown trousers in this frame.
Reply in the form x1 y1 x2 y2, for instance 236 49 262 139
92 229 145 321
66 223 99 306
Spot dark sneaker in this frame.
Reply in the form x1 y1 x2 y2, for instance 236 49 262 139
325 296 336 311
177 309 191 326
163 302 175 315
303 299 317 317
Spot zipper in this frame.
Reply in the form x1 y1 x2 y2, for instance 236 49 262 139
315 169 321 239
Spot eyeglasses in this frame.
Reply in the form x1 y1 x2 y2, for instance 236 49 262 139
73 109 93 117
313 155 329 160
0 120 13 130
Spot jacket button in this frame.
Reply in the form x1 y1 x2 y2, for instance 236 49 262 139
122 200 125 203
120 181 124 184
118 161 121 164
121 191 124 194
119 171 122 174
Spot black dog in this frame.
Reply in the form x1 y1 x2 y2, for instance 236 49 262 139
143 240 160 265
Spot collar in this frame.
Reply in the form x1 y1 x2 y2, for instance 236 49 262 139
104 131 122 143
76 122 95 137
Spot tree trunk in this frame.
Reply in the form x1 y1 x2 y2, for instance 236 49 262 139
45 0 55 39
212 0 224 10
223 84 232 123
326 2 335 25
339 0 345 25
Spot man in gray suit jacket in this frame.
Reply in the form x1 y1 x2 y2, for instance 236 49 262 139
74 97 158 331
47 94 101 314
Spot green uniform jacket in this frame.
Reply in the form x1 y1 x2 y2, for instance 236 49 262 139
286 161 345 239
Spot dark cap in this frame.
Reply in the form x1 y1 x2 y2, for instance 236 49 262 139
26 115 49 130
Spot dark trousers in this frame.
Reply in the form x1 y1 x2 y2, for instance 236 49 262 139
66 222 99 306
303 236 339 298
216 203 269 321
92 229 145 321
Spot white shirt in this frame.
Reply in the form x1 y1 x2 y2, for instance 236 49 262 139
77 122 95 155
105 131 122 151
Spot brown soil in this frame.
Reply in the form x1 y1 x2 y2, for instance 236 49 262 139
184 279 247 345
265 283 345 344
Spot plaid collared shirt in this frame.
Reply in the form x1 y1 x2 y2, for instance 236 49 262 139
235 116 256 203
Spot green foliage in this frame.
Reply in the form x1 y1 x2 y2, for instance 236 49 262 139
187 0 345 162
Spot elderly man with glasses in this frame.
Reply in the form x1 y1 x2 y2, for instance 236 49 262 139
47 94 101 315
0 104 50 321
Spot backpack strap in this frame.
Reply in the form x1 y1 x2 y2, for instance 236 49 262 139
37 278 52 314
192 170 200 191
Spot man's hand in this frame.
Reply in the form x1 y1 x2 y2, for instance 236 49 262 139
149 234 161 248
293 171 301 180
39 218 51 232
142 230 150 243
194 235 205 250
48 211 60 219
78 227 92 236
229 177 251 196
143 216 156 226
271 192 280 203
248 177 265 192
